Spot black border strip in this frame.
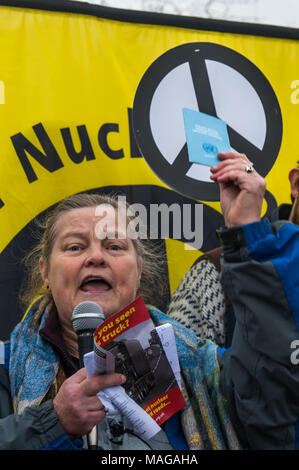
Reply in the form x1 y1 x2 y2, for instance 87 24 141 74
1 0 299 40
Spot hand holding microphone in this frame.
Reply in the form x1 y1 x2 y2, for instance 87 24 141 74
52 367 125 438
53 301 125 447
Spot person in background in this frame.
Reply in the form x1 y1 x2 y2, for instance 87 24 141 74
167 157 299 350
210 152 299 448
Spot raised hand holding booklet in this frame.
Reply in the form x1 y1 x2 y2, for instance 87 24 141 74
183 107 231 166
84 296 185 439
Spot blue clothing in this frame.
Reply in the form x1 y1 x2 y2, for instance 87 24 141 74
218 219 299 449
2 303 240 450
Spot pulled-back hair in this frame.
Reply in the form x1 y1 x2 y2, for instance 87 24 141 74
20 192 168 311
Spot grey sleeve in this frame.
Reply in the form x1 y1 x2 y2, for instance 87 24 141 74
218 225 299 450
0 366 67 450
0 400 66 450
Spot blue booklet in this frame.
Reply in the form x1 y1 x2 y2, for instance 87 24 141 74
182 108 231 167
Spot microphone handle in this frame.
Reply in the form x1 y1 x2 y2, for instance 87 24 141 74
77 330 98 450
77 331 94 368
87 426 98 450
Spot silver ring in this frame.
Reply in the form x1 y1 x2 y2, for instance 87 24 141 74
245 165 253 173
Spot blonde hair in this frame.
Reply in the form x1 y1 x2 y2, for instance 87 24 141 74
20 192 168 310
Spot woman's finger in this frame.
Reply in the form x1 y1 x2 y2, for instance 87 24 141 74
217 151 250 162
211 169 249 184
81 372 126 397
211 161 255 179
82 395 105 411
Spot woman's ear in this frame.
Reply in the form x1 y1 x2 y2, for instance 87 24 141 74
39 257 49 289
289 168 299 199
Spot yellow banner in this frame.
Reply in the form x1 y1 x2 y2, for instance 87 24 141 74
0 3 299 325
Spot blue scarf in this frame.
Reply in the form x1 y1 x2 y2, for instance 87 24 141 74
9 300 241 449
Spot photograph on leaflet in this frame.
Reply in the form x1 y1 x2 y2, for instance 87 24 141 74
93 296 186 425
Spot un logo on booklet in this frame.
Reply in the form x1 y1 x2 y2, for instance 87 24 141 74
202 143 218 155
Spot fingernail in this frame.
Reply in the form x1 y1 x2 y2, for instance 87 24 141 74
120 374 126 384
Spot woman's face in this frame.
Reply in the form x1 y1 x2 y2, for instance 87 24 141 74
40 205 142 325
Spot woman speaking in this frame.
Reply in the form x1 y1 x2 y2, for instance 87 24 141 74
1 152 299 450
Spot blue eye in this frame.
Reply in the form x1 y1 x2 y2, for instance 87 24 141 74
109 244 120 251
69 245 81 251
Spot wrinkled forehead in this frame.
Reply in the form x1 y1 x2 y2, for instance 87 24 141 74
54 205 128 239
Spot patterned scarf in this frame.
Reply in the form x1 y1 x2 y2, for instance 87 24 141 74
9 299 241 449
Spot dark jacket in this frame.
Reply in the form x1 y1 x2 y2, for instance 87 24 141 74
218 218 299 449
0 335 82 450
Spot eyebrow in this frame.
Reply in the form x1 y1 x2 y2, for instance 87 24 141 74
61 230 128 241
60 231 89 241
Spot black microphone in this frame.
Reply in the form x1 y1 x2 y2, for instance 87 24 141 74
71 301 105 450
71 301 105 368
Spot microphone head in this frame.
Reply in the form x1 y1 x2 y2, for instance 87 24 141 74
71 301 105 333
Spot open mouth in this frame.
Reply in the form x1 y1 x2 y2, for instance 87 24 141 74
80 276 112 293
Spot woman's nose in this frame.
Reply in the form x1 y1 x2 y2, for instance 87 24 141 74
84 243 106 266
